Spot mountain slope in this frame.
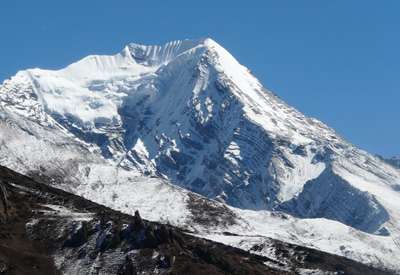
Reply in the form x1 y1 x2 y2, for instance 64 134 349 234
0 166 282 275
2 165 393 275
1 38 400 271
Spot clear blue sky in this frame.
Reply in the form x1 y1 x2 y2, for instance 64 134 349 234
1 1 399 156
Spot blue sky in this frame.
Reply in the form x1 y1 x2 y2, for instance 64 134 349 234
1 0 399 156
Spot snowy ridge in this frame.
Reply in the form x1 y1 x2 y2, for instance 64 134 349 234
126 39 205 66
1 38 400 271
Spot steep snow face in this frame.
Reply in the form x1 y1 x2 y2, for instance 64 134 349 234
1 38 400 270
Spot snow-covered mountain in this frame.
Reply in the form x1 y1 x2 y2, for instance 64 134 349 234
1 38 400 272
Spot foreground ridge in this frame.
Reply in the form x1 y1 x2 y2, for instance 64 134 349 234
0 165 394 275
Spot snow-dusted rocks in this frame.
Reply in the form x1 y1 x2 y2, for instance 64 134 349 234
1 38 400 271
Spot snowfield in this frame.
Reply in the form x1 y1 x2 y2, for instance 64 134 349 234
1 38 400 272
